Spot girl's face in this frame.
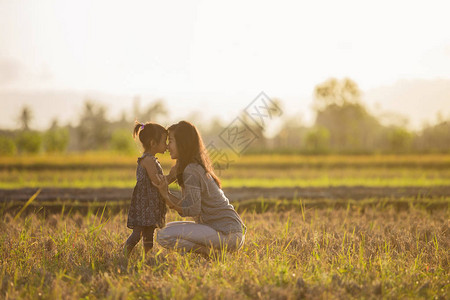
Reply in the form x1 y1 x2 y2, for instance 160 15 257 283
168 131 178 159
150 133 167 154
156 133 167 154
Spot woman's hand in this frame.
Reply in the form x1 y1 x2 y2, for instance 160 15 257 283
154 174 180 211
152 174 169 198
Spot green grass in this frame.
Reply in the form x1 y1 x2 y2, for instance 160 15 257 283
2 152 450 168
1 167 449 189
1 153 449 189
1 204 448 299
223 176 450 188
1 175 449 189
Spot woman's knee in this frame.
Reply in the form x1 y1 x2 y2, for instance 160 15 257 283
156 227 175 248
156 225 203 250
165 221 195 228
223 232 245 252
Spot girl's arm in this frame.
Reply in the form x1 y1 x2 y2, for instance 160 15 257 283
154 169 202 218
141 156 164 188
152 174 183 214
141 159 182 212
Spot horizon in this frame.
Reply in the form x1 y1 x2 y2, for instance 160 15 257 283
1 78 449 134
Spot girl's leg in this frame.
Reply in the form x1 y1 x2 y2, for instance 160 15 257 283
123 228 142 257
142 226 156 253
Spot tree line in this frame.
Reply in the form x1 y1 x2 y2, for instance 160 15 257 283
272 78 449 154
0 78 449 155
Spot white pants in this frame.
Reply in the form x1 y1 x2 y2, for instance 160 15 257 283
156 221 244 254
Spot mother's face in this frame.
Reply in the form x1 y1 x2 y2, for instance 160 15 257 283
168 131 178 159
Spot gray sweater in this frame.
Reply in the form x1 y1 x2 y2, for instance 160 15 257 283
179 163 246 234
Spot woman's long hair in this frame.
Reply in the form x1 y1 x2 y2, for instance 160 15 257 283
168 121 221 188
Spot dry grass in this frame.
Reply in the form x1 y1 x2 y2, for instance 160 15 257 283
1 204 448 299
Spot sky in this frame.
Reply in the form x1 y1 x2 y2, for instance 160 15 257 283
1 0 449 132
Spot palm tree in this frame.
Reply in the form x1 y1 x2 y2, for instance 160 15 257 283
18 106 33 131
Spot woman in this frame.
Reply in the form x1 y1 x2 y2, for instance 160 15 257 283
153 121 246 255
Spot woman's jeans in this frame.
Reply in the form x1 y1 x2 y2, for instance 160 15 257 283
156 221 245 254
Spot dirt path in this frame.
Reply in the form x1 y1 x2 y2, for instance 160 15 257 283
1 186 449 203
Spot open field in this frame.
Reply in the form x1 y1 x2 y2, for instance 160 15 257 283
0 152 450 171
1 205 448 299
1 187 450 215
2 153 450 169
1 153 450 189
1 153 449 298
2 168 450 189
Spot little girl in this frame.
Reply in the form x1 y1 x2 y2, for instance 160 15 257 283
124 121 168 258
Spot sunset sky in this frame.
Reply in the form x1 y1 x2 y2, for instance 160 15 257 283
1 0 449 131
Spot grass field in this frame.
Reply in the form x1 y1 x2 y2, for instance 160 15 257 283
2 152 449 168
1 205 448 299
1 153 449 299
1 168 449 189
1 153 449 189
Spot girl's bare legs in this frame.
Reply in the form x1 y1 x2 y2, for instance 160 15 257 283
142 226 156 254
124 226 156 258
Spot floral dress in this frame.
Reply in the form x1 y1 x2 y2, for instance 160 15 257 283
127 153 166 229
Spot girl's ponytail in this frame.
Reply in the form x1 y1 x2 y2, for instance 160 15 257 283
133 121 144 139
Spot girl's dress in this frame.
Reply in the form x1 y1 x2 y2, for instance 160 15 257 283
127 153 166 229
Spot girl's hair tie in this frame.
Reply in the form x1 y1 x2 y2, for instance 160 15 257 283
140 124 145 130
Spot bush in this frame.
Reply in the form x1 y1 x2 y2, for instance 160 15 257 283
43 128 69 153
0 136 16 155
110 129 135 154
16 131 42 154
303 127 330 154
387 127 412 153
415 121 450 153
